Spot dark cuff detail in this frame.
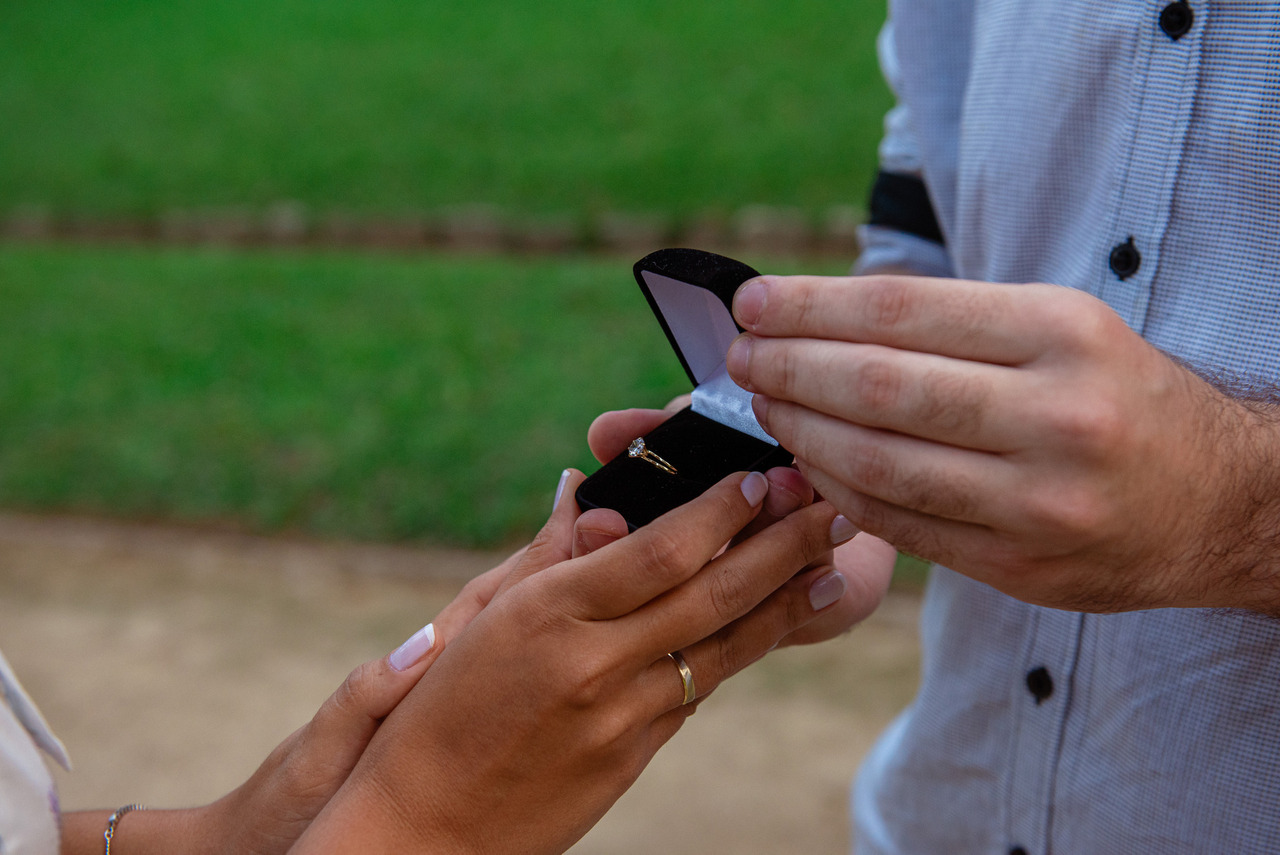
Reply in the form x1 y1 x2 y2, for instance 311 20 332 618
868 171 944 245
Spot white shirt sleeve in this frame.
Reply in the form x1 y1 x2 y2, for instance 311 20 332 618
854 15 955 279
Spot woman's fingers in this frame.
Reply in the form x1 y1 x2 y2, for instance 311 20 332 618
549 471 770 620
300 629 441 786
630 499 848 658
429 558 518 643
587 407 676 463
773 533 897 647
586 395 690 464
494 469 588 596
638 559 851 712
573 508 630 558
728 465 813 545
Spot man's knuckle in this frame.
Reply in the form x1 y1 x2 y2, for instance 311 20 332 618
852 358 904 412
1024 483 1107 539
1047 288 1116 355
846 441 898 493
777 344 806 396
791 278 822 329
908 472 973 521
916 370 988 434
863 275 916 329
1046 398 1125 458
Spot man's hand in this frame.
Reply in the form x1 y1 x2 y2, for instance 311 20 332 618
725 273 1280 614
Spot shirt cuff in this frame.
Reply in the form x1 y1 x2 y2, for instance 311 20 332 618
855 224 955 279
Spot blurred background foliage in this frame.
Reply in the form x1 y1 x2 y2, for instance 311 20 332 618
0 0 896 548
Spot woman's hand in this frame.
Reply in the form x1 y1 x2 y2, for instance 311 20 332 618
205 561 516 854
292 470 856 855
60 549 532 854
588 404 895 642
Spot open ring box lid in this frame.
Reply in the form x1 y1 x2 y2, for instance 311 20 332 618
575 248 793 531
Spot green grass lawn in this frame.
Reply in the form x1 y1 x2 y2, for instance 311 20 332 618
0 0 890 220
0 243 869 547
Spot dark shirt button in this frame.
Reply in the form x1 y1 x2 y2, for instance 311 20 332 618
1160 2 1194 39
1010 848 1030 855
1109 237 1141 280
1025 666 1054 704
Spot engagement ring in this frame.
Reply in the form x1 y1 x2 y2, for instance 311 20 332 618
628 437 677 475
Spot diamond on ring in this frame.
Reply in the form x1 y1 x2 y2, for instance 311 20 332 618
628 437 677 475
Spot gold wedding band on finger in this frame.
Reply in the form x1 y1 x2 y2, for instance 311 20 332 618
628 437 677 475
667 650 696 706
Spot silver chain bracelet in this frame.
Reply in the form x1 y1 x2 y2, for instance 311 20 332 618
103 803 145 855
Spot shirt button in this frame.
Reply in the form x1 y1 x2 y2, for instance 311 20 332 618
1109 237 1141 280
1025 666 1054 704
1159 2 1194 40
1010 848 1030 855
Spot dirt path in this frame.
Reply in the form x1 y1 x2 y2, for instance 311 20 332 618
0 512 920 854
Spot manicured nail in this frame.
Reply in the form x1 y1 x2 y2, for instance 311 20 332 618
734 278 766 328
740 471 769 507
809 571 847 611
389 623 436 671
553 469 571 510
829 515 858 545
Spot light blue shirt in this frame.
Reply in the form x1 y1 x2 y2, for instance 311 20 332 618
854 3 1280 853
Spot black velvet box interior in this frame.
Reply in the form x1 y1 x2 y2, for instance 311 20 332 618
575 248 793 531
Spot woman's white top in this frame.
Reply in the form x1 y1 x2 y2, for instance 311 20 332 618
0 649 68 855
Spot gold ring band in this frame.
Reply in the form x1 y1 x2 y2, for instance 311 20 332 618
628 437 677 475
667 650 696 705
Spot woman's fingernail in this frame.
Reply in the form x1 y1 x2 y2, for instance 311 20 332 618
809 571 847 611
734 278 766 328
829 515 859 545
726 335 753 389
740 471 769 507
553 469 571 511
389 623 436 671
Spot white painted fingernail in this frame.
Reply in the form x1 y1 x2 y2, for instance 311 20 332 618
740 471 769 507
829 515 858 545
553 469 571 510
809 571 847 611
389 623 436 671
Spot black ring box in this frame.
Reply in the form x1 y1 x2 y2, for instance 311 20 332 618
575 248 794 531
